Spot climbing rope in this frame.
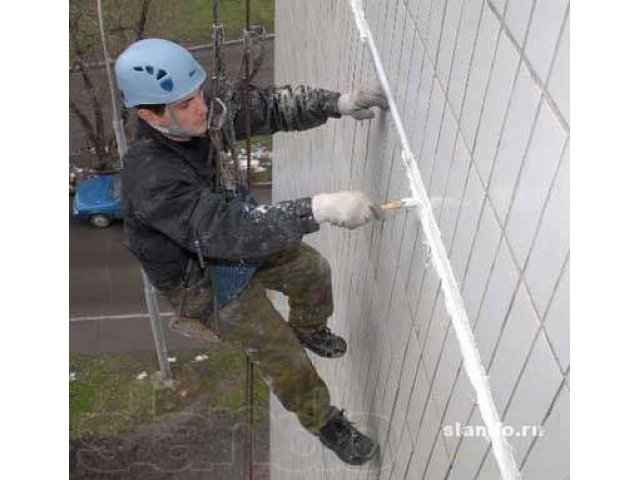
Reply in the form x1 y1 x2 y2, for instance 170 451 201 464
207 1 257 478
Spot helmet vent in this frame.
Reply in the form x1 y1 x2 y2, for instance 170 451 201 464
189 69 196 77
133 66 143 72
159 78 174 92
156 69 167 80
145 66 154 75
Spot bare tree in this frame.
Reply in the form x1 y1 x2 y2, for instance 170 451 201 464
69 0 152 169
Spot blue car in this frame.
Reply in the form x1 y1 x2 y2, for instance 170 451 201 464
72 173 124 228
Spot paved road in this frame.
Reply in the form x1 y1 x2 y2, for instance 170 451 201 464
69 186 272 355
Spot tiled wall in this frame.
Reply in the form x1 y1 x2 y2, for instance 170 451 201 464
271 0 569 478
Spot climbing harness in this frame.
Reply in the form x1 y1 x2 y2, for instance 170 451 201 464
203 2 260 478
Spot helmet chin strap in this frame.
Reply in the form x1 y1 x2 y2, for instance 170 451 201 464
148 104 202 139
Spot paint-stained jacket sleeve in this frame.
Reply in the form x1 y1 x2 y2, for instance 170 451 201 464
125 158 320 261
230 84 342 139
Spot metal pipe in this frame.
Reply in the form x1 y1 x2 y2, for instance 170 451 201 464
96 0 120 152
143 269 172 381
245 355 255 480
96 0 171 383
243 0 252 191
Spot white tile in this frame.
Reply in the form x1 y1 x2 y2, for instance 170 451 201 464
386 160 411 214
392 332 423 428
489 63 542 225
474 238 520 365
440 136 472 249
419 81 447 180
376 139 399 201
461 204 502 321
447 0 484 119
506 99 566 269
447 409 491 479
406 241 429 317
387 282 412 354
429 107 458 220
374 255 396 316
424 433 452 478
409 57 435 151
392 427 415 480
395 23 416 113
416 0 435 44
405 389 442 475
382 0 400 65
525 147 569 314
488 284 540 415
524 0 568 81
476 451 501 480
436 0 465 87
413 267 440 344
503 333 564 464
449 167 485 282
548 15 570 123
407 0 421 20
543 259 570 370
406 362 431 443
378 442 395 479
473 32 521 185
383 355 404 422
397 216 420 291
390 4 408 87
441 370 475 453
430 330 463 418
460 6 501 145
492 0 508 16
521 386 570 479
372 364 391 430
404 36 427 128
422 296 451 380
427 0 448 61
504 0 535 47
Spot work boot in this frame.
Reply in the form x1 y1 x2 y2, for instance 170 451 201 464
292 325 347 358
318 409 379 465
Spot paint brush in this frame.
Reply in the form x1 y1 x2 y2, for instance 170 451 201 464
378 197 419 211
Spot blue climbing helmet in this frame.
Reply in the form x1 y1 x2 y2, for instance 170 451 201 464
115 38 206 108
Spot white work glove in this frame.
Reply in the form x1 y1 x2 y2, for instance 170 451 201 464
312 191 381 229
337 82 389 120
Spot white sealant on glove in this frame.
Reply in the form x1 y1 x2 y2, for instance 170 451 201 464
337 82 389 120
312 191 381 229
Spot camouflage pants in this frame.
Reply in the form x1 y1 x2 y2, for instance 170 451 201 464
164 243 335 434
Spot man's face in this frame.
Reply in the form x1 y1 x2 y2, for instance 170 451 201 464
140 87 209 138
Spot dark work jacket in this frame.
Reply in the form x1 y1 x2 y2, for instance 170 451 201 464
121 84 342 292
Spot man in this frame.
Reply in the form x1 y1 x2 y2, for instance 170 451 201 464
115 38 387 465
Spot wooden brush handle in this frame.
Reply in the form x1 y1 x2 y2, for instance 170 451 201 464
379 200 405 211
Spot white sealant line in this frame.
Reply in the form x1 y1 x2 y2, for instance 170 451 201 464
70 312 175 322
347 1 521 478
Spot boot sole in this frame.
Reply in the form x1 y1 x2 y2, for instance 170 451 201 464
324 440 380 465
299 341 347 358
293 331 348 358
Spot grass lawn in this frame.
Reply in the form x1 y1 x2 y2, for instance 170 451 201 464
147 0 275 45
69 344 268 439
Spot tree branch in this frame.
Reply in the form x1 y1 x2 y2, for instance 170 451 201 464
70 99 107 167
134 0 151 41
